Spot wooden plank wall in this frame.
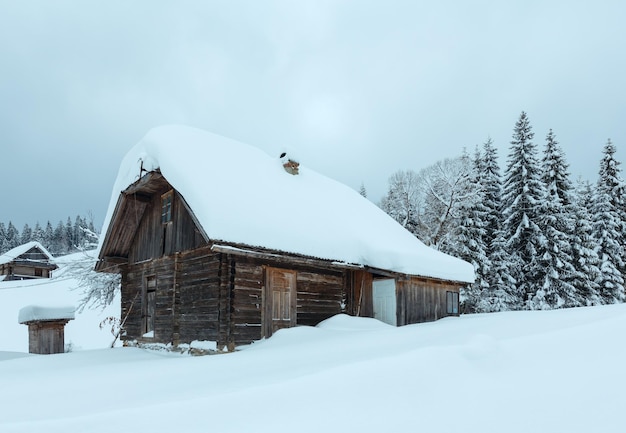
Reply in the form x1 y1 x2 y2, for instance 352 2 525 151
128 190 205 263
27 321 68 354
229 257 346 346
348 270 373 318
176 249 223 344
231 259 263 346
395 277 460 326
121 255 176 343
296 270 344 327
121 247 227 346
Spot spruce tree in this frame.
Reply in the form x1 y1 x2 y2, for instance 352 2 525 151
481 137 503 251
456 148 490 313
358 182 367 198
476 137 516 310
32 222 45 245
501 112 546 308
0 223 7 254
5 222 20 250
571 180 601 305
593 140 626 303
483 233 518 311
531 129 577 309
20 223 33 245
43 221 54 251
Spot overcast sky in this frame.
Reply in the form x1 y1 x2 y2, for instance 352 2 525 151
2 0 625 231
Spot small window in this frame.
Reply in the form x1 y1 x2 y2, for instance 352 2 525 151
34 268 43 277
446 291 459 315
161 191 173 224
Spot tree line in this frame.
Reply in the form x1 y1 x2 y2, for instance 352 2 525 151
0 215 99 256
380 111 625 312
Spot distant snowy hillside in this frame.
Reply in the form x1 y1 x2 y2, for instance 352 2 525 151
0 250 120 353
1 304 625 432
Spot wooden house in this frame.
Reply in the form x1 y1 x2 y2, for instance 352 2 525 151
95 125 474 349
0 242 57 281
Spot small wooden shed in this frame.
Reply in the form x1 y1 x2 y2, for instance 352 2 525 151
0 242 57 281
95 126 474 349
18 305 75 354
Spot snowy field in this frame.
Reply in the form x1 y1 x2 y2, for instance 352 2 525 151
1 294 625 432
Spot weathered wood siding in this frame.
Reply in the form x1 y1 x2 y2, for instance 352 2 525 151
396 277 461 325
121 255 176 343
231 260 263 346
1 263 53 279
25 320 69 354
121 247 228 346
229 257 346 346
176 249 224 344
347 270 374 318
296 269 344 327
128 189 205 263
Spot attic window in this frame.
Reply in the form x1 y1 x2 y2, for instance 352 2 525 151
161 190 173 224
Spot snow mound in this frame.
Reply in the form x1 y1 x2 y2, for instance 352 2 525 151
18 305 75 324
316 314 392 331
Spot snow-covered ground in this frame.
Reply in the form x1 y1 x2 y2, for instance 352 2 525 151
1 297 625 432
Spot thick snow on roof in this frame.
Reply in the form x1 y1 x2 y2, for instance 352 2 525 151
99 125 474 283
0 241 54 266
18 305 75 324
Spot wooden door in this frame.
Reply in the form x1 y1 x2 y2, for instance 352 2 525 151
373 278 397 326
264 267 297 337
142 275 156 337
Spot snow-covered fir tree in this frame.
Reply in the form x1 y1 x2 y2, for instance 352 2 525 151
43 221 54 251
501 112 546 308
473 137 514 310
571 179 602 305
592 140 626 303
31 222 45 245
20 223 33 245
358 182 367 198
530 129 577 309
597 139 626 274
0 223 7 253
480 137 503 251
5 222 20 250
455 147 490 313
482 232 518 311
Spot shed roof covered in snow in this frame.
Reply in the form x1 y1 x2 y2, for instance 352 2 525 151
97 125 474 283
0 241 55 266
18 305 75 324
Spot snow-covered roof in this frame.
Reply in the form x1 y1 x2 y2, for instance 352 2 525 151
0 241 55 266
98 125 474 283
18 305 75 324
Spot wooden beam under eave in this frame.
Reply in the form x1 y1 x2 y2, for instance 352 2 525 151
103 256 128 264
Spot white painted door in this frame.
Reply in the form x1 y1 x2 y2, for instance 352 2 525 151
373 279 397 326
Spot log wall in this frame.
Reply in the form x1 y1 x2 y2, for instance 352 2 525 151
121 249 348 348
230 256 346 346
121 247 226 346
396 277 461 325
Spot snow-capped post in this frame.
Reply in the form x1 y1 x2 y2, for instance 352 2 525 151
18 305 75 354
